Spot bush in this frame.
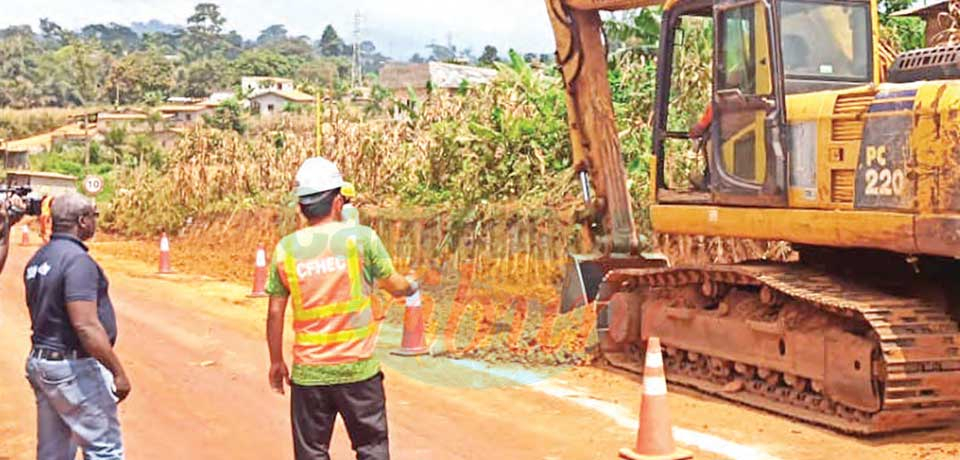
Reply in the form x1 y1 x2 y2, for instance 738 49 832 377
30 144 117 204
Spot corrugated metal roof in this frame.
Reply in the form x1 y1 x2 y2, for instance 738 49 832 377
250 89 315 103
98 112 148 120
428 62 498 88
6 170 77 181
379 62 497 90
243 76 294 82
158 104 209 113
891 0 946 17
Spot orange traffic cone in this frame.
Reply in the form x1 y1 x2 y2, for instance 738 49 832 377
19 224 29 246
619 337 693 460
158 232 174 274
248 243 268 298
391 289 429 356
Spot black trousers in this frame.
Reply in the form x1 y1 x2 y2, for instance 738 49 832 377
291 372 389 460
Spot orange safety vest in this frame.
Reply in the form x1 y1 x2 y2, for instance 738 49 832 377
40 196 53 217
280 235 378 366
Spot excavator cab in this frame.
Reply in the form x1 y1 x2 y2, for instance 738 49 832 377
653 0 876 206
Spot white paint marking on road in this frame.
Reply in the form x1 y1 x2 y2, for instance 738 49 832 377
444 358 781 460
530 380 781 460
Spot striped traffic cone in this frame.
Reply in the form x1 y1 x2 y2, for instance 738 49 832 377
619 337 693 460
19 224 29 246
248 243 268 298
158 233 174 274
391 289 429 356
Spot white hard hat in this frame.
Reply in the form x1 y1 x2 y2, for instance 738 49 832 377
295 157 345 197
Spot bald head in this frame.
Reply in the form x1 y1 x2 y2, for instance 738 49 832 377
52 193 96 236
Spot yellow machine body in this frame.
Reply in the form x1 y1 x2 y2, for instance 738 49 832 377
545 0 960 434
655 80 960 257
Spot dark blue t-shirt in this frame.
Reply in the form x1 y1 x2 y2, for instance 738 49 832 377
24 233 117 353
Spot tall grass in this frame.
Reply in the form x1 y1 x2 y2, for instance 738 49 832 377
106 40 713 252
106 54 583 235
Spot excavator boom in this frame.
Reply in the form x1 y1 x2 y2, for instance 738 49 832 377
563 0 665 11
545 0 641 255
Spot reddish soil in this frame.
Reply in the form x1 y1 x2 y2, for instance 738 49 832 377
0 239 682 459
3 237 960 460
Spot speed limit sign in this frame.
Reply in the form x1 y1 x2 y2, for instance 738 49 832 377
83 175 104 195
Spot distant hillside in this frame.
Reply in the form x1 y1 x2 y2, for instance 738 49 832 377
130 19 181 35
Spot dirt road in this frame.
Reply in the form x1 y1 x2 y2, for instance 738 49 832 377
1 239 959 459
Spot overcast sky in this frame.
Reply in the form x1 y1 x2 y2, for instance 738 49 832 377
0 0 557 60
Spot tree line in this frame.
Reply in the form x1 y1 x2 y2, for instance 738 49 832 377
0 2 525 109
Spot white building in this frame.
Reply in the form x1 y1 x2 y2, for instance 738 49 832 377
207 91 238 106
249 89 315 116
241 76 295 97
4 171 77 198
158 104 215 124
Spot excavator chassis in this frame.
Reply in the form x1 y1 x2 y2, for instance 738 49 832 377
597 263 960 434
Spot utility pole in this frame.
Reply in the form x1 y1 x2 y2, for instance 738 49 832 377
315 94 323 155
351 11 364 88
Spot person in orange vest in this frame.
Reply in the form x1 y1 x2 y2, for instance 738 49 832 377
0 193 26 274
265 157 418 460
38 195 54 243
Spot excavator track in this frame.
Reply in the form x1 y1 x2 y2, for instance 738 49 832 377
597 263 960 434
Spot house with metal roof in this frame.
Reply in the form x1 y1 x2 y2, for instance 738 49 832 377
158 103 215 124
248 89 315 116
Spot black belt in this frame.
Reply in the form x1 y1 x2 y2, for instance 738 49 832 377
30 348 87 361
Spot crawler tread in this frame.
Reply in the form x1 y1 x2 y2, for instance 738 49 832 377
601 263 960 434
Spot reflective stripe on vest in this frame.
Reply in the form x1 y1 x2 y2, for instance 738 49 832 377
283 236 375 360
296 324 375 346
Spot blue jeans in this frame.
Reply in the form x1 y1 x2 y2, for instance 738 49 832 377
25 356 124 460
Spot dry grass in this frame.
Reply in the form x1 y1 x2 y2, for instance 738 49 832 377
106 70 578 236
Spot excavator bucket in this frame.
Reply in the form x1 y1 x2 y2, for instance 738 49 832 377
560 253 669 313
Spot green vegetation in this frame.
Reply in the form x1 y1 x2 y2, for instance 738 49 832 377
0 3 383 108
202 97 246 134
0 2 550 110
103 41 662 237
30 143 117 204
879 0 926 51
5 6 930 246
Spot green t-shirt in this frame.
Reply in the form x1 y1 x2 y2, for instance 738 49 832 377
267 221 395 386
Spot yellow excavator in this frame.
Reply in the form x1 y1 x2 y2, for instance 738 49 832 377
546 0 960 433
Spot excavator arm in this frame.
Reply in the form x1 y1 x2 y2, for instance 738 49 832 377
547 0 670 313
544 0 662 256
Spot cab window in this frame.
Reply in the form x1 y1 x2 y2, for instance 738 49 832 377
780 0 871 81
715 2 773 185
718 5 756 94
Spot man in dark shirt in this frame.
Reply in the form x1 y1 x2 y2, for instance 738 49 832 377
24 192 130 460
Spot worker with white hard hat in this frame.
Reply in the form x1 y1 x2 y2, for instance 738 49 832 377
265 157 417 460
